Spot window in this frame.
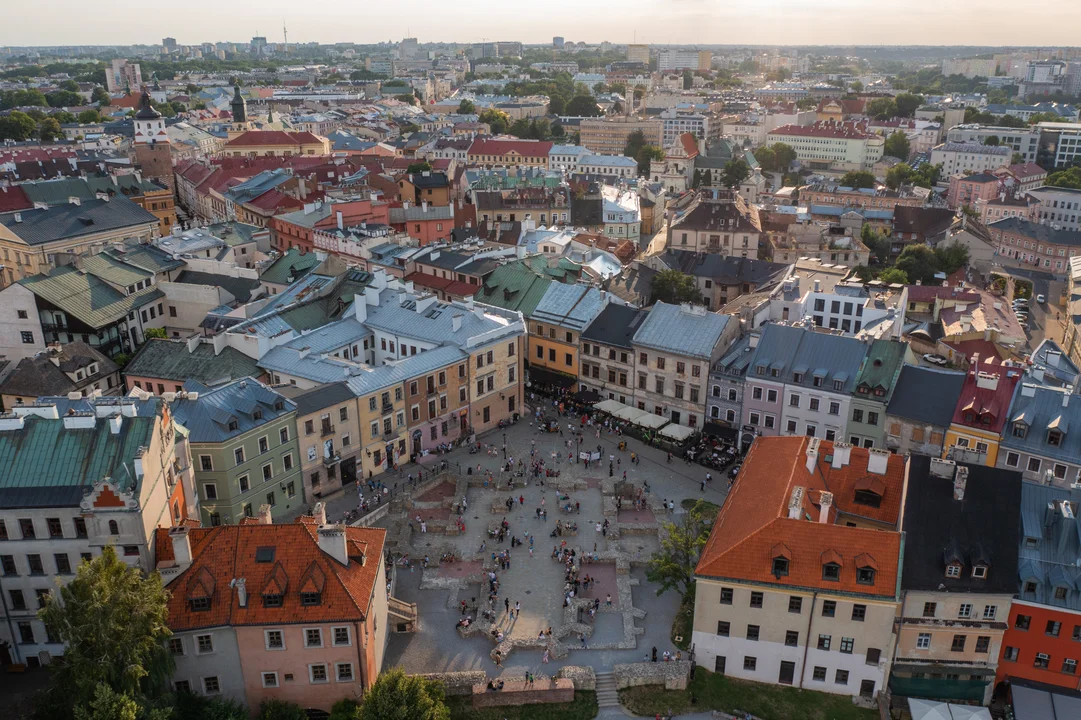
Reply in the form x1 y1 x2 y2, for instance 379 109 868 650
19 518 34 539
716 621 730 636
196 635 214 654
867 648 881 665
1035 653 1050 669
923 602 937 618
258 436 269 453
747 624 760 641
749 591 763 608
200 455 213 471
17 621 33 644
821 600 836 617
817 635 831 651
55 553 71 575
20 331 33 344
835 670 849 685
1004 646 1019 661
916 633 930 650
333 626 350 646
46 517 63 538
782 630 799 647
823 563 840 581
946 564 961 578
857 567 876 585
743 657 757 672
958 603 973 619
840 637 854 654
720 588 733 604
852 604 866 622
983 605 997 620
1016 614 1032 630
262 672 278 688
263 593 283 608
788 596 802 613
9 589 25 610
976 636 991 653
951 634 967 652
27 554 43 575
168 637 184 656
1047 620 1062 637
310 664 329 683
305 628 323 647
0 555 15 576
203 676 221 694
336 663 354 682
204 484 217 501
812 666 827 681
279 427 289 443
1065 659 1078 675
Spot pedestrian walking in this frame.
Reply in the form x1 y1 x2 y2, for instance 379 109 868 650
606 593 612 606
542 649 549 664
515 601 521 618
505 598 510 614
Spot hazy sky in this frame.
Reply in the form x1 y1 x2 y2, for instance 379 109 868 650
2 0 1080 48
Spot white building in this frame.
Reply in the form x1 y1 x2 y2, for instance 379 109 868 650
578 154 638 178
929 142 1012 179
660 108 709 148
658 49 710 72
548 144 589 172
1028 186 1081 232
1034 122 1081 168
945 125 1041 164
601 185 642 241
766 123 885 172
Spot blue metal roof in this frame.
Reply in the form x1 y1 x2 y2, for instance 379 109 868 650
346 345 468 397
363 289 521 347
171 377 295 444
1018 481 1081 611
1001 384 1081 466
632 302 730 360
532 283 608 333
281 318 371 355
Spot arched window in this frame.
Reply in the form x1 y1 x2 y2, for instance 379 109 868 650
109 520 119 535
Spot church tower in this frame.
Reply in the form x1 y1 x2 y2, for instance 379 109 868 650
228 84 252 139
131 88 175 194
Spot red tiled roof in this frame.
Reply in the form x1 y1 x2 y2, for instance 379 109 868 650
1008 162 1047 180
678 133 699 158
695 436 903 598
950 355 1023 432
905 284 980 304
246 189 303 212
467 138 553 159
225 130 325 148
155 518 386 631
0 147 77 164
405 271 478 297
0 185 32 213
770 121 874 140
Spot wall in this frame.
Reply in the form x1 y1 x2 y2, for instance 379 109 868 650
579 340 636 405
780 384 851 443
896 590 1009 669
171 627 245 704
297 398 363 501
884 417 947 457
158 281 235 338
997 599 1081 690
403 361 469 456
469 333 523 434
0 283 46 362
741 377 784 437
528 321 579 379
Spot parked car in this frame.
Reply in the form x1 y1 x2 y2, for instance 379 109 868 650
1036 294 1047 304
923 353 949 366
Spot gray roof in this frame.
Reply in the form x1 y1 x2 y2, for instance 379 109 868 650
289 382 356 417
0 342 117 399
0 196 158 246
1000 384 1081 466
363 288 522 348
1030 339 1081 390
280 318 371 355
580 304 648 349
632 301 729 359
988 216 1081 247
532 283 608 333
747 324 815 380
345 345 467 397
389 204 455 223
782 329 868 394
174 270 262 304
170 377 295 444
1018 481 1081 611
712 334 756 377
123 339 260 386
655 250 789 286
886 365 967 427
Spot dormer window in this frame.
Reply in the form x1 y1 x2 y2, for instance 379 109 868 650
946 563 962 578
756 365 766 376
189 597 211 612
814 375 825 388
833 380 844 391
854 489 882 508
253 409 263 421
274 400 284 411
1024 580 1038 594
794 372 804 384
262 593 284 608
1013 423 1028 438
771 368 780 378
822 563 840 581
772 557 789 577
228 419 239 432
300 591 321 606
1048 429 1063 447
981 413 994 426
964 412 975 423
1055 587 1068 600
857 384 869 395
857 567 876 585
972 564 988 579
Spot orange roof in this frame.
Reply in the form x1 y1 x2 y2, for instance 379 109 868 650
467 138 553 159
225 130 326 148
695 436 904 598
155 517 386 631
678 133 700 158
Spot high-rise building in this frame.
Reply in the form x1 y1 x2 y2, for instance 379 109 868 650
553 36 565 50
250 36 268 55
106 59 142 94
626 44 649 65
162 37 177 52
657 49 711 72
399 37 419 60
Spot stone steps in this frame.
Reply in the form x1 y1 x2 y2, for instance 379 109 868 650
595 671 619 708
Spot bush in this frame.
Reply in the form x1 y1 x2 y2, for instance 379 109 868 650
258 699 307 720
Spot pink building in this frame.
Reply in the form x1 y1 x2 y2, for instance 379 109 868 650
947 172 1002 210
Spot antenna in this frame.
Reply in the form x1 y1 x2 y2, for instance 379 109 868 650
283 21 288 48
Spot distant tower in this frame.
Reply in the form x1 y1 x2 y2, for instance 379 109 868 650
131 88 174 194
228 84 252 139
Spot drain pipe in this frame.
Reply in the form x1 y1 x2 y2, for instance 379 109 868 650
798 591 818 689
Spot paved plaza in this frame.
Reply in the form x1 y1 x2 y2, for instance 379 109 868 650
320 404 732 686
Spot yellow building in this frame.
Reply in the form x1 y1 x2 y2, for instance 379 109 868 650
528 283 609 387
942 360 1022 467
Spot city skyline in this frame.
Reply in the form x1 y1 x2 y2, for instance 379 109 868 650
2 0 1081 49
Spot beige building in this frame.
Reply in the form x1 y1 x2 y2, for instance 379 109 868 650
579 118 662 156
285 382 365 502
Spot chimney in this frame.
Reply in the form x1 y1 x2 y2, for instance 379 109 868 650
317 525 350 566
953 466 968 501
336 211 344 230
805 437 820 473
451 314 463 332
422 200 428 213
831 442 852 469
313 501 327 525
929 457 956 479
258 503 273 525
867 448 890 475
235 578 248 608
169 526 192 567
1064 390 1071 408
787 486 805 520
818 491 833 523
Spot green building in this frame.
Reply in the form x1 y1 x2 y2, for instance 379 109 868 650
847 339 908 449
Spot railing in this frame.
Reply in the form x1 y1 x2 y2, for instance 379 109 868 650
320 423 335 437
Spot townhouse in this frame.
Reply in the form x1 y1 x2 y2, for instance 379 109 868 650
930 143 1012 179
741 323 804 437
0 342 120 409
988 217 1081 273
123 338 261 396
997 481 1081 691
156 509 388 711
528 283 609 389
1028 186 1081 232
466 138 553 168
892 456 1020 705
885 365 966 458
631 301 738 430
996 382 1081 487
0 395 188 665
643 250 789 312
666 190 761 258
579 303 648 406
707 333 756 428
693 436 904 699
847 340 907 450
285 382 364 502
171 378 304 527
548 144 589 173
778 331 870 444
945 356 1024 467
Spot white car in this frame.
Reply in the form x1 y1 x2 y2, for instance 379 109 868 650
923 353 949 366
1036 294 1047 304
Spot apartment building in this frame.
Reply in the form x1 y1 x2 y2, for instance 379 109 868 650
156 509 388 712
548 144 589 172
466 138 553 168
693 436 904 699
778 331 870 444
1029 186 1081 232
996 383 1081 487
987 217 1081 273
1034 122 1081 169
529 283 609 387
667 190 760 257
707 333 756 427
799 182 928 212
946 125 1040 164
631 302 737 429
579 303 647 405
847 340 907 449
171 378 304 527
930 142 1012 179
765 123 885 172
285 383 364 503
944 356 1023 467
892 457 1020 705
658 49 711 72
0 395 184 665
579 118 662 156
885 366 966 458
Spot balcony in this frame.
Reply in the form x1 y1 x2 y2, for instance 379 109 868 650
382 430 397 442
381 401 394 414
320 423 335 437
323 452 342 467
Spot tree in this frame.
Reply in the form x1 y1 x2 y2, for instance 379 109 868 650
593 82 608 95
934 241 970 275
46 90 83 108
651 269 701 305
550 120 565 138
883 130 911 160
406 161 432 174
59 79 79 92
1011 152 1025 165
38 117 62 142
77 109 101 124
73 685 141 720
682 70 693 90
478 108 509 134
878 267 909 284
611 101 624 115
565 94 602 116
754 142 796 173
37 546 173 719
0 110 38 141
328 699 361 720
896 244 940 285
635 145 664 175
983 135 1000 146
894 92 923 118
394 94 416 106
399 122 420 135
623 129 647 159
839 171 876 189
456 99 475 114
885 163 914 190
53 111 75 125
1048 166 1081 190
547 95 565 115
359 668 449 720
258 699 307 720
646 499 714 600
861 224 892 265
866 97 897 119
91 86 110 105
720 158 751 188
174 692 248 720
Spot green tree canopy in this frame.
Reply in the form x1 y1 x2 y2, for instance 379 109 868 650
456 99 475 114
934 241 970 275
77 109 102 124
547 95 566 115
478 108 509 134
258 699 307 720
565 94 602 116
896 244 940 285
983 135 1000 146
883 130 911 160
0 110 38 141
46 90 83 108
406 161 432 174
651 269 702 305
753 142 796 173
635 145 665 175
893 93 923 118
359 667 449 720
720 158 751 188
91 86 110 105
58 79 79 92
839 171 876 189
37 546 174 719
38 117 62 143
860 224 893 265
646 499 715 599
53 111 75 125
877 267 909 284
866 97 897 119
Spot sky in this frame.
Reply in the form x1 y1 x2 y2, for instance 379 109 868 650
2 0 1080 48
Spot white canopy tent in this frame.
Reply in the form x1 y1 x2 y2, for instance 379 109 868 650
659 423 695 441
636 412 669 430
593 399 623 415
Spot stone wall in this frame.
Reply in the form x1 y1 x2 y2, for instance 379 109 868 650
471 678 575 707
556 665 597 690
417 670 487 696
613 661 691 691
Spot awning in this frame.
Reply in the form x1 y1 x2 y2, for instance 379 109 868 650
703 421 738 441
594 399 624 414
636 412 668 429
527 366 576 388
659 423 695 441
614 405 644 421
574 388 601 403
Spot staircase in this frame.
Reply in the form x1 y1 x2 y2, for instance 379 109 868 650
387 596 418 632
595 671 619 708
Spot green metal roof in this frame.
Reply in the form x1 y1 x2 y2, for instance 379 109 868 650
80 253 154 288
523 255 584 282
477 262 554 317
124 338 261 385
19 175 166 206
107 244 184 274
854 339 908 397
260 247 322 286
20 265 164 328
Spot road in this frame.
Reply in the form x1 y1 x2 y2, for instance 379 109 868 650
992 265 1065 350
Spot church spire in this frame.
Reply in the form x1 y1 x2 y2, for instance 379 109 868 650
231 84 247 124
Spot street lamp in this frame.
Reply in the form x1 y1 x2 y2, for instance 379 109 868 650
576 434 581 464
502 432 507 460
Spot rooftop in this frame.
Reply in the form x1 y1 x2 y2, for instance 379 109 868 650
0 196 159 246
531 283 608 333
886 365 967 428
580 303 649 350
123 339 261 386
632 301 730 360
0 342 117 399
170 378 295 444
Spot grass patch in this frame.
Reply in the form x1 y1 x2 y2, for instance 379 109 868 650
446 690 597 720
681 498 721 514
671 599 693 651
619 670 876 720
